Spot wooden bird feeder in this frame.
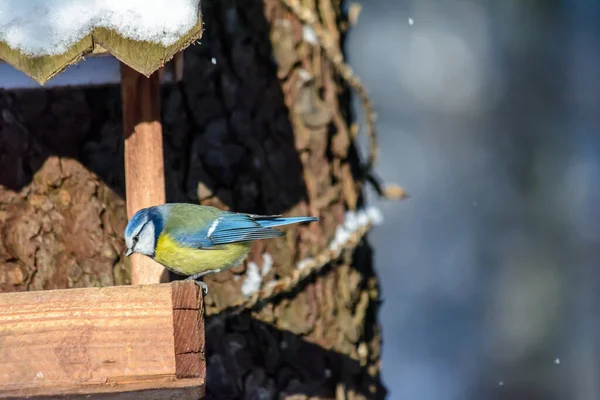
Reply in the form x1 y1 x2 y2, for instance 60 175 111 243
0 281 205 399
0 2 205 398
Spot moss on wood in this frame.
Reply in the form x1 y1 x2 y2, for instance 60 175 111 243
0 11 203 85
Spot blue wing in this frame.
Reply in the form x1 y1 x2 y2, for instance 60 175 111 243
207 213 285 245
168 212 317 249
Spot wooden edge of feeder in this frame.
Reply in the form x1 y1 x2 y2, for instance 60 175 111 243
0 52 184 91
0 281 205 399
0 10 202 85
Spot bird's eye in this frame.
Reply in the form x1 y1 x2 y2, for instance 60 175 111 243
133 236 139 245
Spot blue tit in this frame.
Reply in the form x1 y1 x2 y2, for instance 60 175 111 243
124 203 318 293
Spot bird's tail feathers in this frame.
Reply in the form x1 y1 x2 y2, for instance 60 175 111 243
255 216 318 229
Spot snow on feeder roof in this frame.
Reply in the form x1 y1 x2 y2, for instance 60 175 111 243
0 0 203 85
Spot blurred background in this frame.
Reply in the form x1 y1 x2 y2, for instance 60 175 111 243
346 1 600 399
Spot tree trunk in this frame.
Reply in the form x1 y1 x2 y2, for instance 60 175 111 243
0 0 386 398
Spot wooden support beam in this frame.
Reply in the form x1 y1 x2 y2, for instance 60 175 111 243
121 63 167 285
0 281 205 399
172 52 185 82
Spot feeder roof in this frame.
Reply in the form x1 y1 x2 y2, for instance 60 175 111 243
0 0 203 85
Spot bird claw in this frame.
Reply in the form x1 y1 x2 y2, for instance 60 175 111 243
191 279 208 296
184 271 215 296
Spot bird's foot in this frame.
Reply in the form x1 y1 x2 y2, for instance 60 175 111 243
185 275 208 296
183 270 221 296
193 280 209 296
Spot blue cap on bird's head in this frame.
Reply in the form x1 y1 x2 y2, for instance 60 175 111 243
124 207 159 258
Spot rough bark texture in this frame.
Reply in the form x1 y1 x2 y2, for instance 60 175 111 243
0 0 385 398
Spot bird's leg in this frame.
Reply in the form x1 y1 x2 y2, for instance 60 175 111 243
185 269 221 281
185 269 221 296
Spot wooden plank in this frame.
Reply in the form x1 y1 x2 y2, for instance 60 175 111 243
0 281 205 399
171 281 206 380
0 55 182 91
0 36 93 85
93 12 203 78
0 379 204 400
121 63 167 286
0 11 203 85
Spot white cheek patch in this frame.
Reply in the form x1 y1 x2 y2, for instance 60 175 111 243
135 222 156 256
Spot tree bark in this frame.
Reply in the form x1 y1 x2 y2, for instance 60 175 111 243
0 0 385 398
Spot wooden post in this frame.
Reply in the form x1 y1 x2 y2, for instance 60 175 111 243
0 281 205 399
172 52 185 82
120 63 167 285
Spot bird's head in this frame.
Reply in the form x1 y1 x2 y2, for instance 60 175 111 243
124 207 159 258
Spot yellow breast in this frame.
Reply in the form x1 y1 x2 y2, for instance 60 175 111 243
153 233 252 276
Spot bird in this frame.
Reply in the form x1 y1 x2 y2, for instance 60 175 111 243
124 203 318 294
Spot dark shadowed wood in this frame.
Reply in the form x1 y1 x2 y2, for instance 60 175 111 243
172 52 185 82
121 63 167 285
0 379 204 400
171 281 206 379
0 281 205 399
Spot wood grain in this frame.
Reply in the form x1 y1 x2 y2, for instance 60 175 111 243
171 281 205 379
0 282 205 399
121 63 167 286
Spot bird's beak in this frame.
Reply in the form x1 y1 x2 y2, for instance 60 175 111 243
125 248 133 257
